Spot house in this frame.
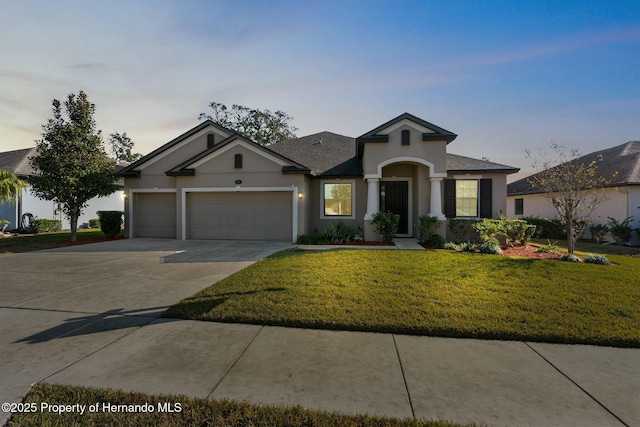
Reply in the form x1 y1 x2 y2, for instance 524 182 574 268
507 141 640 246
0 147 125 231
119 113 520 242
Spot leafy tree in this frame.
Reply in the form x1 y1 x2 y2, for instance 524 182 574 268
526 141 616 254
0 168 27 203
199 101 297 146
108 131 142 164
29 91 119 242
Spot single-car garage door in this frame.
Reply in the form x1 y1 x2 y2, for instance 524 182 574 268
133 192 176 238
187 191 292 240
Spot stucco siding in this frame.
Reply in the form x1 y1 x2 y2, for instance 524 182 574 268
362 125 447 176
507 186 640 244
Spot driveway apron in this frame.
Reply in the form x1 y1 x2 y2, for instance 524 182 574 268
0 238 290 426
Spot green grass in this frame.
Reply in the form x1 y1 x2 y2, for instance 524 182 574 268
8 383 470 427
530 238 640 256
0 229 116 255
165 248 640 347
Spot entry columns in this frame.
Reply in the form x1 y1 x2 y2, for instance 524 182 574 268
364 178 379 220
429 177 446 220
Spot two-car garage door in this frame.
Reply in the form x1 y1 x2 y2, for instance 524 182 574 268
132 191 292 240
187 192 292 240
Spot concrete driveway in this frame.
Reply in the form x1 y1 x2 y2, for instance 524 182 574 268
0 238 291 425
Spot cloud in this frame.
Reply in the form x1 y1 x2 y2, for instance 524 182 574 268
461 25 640 68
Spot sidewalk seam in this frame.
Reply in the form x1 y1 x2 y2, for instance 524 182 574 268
524 342 629 427
206 325 265 399
392 334 415 418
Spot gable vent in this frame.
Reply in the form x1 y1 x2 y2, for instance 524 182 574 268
401 129 410 145
207 134 215 148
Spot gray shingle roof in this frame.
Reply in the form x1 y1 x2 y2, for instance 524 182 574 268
0 147 38 177
446 153 520 174
507 141 640 196
269 131 360 176
271 132 519 177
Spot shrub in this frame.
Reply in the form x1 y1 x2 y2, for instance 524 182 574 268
88 218 101 229
560 253 582 263
473 217 536 248
97 211 123 238
444 242 460 251
535 240 559 253
427 233 446 248
448 219 478 242
28 219 62 233
322 222 356 244
584 254 610 265
459 241 478 252
473 219 501 246
371 211 399 243
478 242 503 255
589 224 609 243
418 215 442 243
607 216 633 245
296 234 316 245
522 217 565 239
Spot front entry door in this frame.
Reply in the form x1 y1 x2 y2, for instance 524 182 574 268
380 181 409 235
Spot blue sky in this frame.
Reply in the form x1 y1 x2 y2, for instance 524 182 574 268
1 0 639 181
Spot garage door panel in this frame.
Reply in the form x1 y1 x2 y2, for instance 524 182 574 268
133 193 176 238
188 192 292 241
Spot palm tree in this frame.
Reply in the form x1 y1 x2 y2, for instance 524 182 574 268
0 168 27 203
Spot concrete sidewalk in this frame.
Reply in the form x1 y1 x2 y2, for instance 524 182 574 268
37 320 640 427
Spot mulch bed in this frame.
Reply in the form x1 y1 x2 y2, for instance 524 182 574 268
501 245 561 260
60 236 125 246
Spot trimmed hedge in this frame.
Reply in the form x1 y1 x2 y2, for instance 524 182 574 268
97 210 123 238
28 219 62 233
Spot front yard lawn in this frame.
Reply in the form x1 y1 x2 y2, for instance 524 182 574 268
165 249 640 348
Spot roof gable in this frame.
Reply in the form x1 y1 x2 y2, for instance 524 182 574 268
166 133 310 176
356 113 457 158
507 141 640 196
119 120 235 176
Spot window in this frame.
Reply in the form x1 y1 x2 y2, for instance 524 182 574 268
323 182 353 217
444 178 492 218
234 154 242 169
515 198 524 215
455 180 478 217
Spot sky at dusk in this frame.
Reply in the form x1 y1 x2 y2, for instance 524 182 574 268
1 0 639 181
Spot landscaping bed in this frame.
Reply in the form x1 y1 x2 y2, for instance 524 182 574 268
0 229 122 255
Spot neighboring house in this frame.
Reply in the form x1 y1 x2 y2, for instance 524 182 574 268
119 113 519 242
507 141 640 246
0 147 125 231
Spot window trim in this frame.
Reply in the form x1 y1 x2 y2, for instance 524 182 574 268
320 179 356 219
